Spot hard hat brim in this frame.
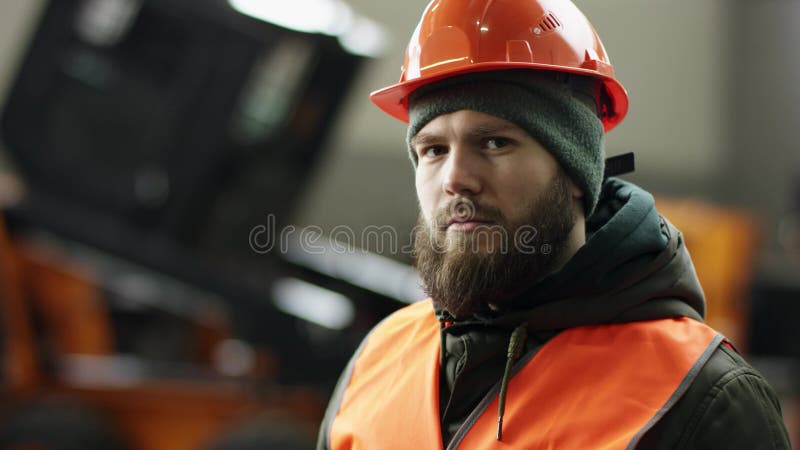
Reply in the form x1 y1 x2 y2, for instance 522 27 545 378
369 62 628 133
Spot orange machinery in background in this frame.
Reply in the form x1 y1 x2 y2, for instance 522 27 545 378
0 0 390 448
0 213 322 450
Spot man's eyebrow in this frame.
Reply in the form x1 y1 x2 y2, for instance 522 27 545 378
411 122 525 147
466 122 524 139
410 132 442 148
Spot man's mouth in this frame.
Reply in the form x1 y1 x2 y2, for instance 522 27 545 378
446 218 494 232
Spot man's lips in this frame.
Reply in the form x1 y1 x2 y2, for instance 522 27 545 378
445 219 494 231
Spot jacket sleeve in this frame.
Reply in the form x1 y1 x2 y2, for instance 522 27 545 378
638 345 792 449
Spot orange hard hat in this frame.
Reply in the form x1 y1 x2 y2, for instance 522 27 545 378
370 0 629 132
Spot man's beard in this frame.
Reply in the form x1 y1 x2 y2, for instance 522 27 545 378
413 170 578 319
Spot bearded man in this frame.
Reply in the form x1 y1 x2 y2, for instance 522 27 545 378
317 1 790 449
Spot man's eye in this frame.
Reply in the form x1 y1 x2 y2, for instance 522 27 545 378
485 137 510 149
420 146 447 157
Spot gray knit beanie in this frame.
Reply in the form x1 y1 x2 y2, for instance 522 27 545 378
406 70 605 216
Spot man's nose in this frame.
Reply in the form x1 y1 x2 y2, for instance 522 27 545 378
442 148 482 196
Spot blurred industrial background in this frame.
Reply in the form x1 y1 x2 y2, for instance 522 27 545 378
0 0 798 449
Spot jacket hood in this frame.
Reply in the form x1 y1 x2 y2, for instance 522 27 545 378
442 177 706 332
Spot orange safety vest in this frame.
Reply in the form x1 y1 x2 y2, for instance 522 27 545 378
327 300 722 450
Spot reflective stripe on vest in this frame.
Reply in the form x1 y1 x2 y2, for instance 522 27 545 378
329 300 722 450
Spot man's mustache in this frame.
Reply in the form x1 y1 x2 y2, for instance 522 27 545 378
433 197 505 230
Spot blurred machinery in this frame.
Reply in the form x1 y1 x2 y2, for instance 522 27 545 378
0 0 406 449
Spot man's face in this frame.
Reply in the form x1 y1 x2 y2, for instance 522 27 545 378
411 110 581 318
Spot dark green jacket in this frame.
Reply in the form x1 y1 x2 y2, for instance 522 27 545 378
319 178 791 449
